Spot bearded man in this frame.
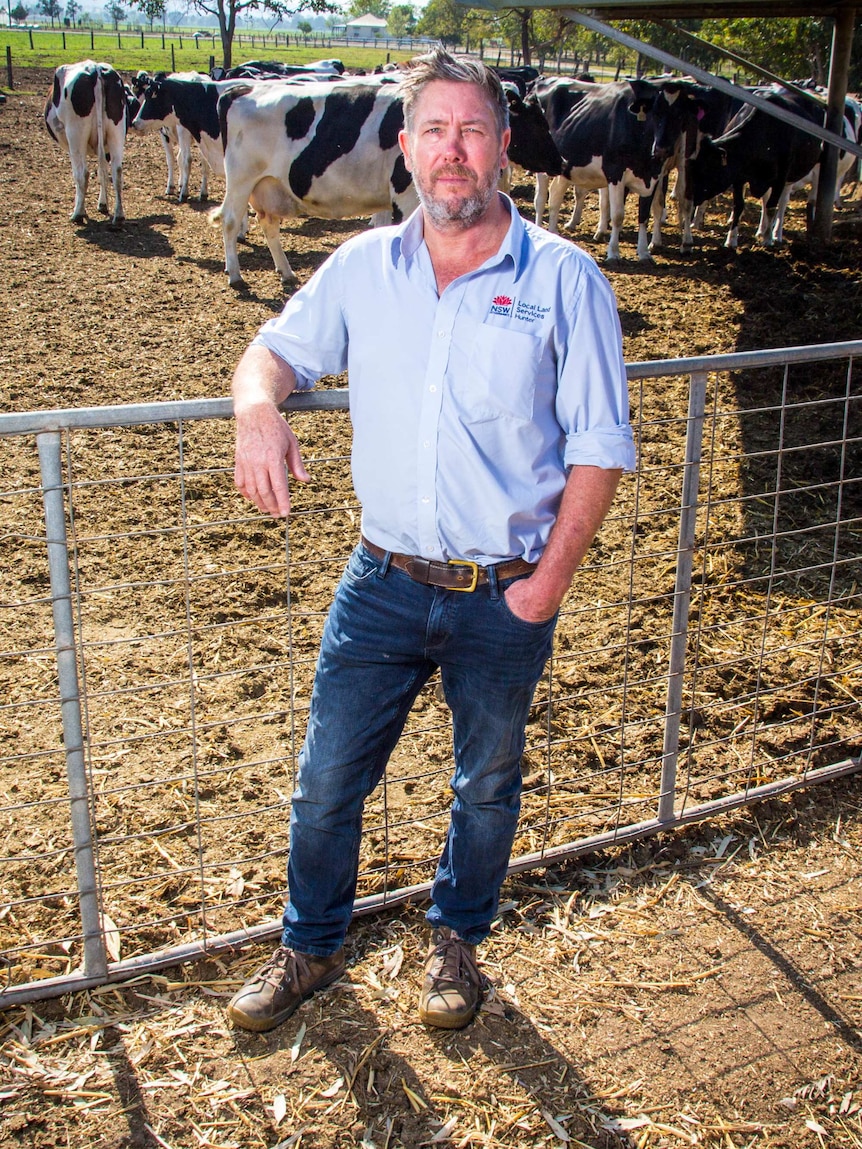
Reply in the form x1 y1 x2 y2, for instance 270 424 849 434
227 48 635 1033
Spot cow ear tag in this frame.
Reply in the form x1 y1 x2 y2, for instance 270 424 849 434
637 109 646 122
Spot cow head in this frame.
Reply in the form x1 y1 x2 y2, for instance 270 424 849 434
505 88 563 176
686 136 732 206
132 72 173 131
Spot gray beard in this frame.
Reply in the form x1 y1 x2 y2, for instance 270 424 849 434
414 170 498 231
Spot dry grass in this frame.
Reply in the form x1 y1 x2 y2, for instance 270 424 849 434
3 780 862 1149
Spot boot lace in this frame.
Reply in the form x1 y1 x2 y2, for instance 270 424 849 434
429 932 481 988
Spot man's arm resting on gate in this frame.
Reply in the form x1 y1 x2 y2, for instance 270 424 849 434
232 344 310 519
505 465 623 624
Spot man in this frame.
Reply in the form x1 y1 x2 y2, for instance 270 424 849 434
227 49 635 1034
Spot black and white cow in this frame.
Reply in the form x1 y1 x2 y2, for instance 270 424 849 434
490 65 541 97
784 94 862 221
500 82 563 191
130 70 196 200
211 58 345 81
212 78 419 287
44 59 128 226
130 71 242 185
537 78 692 260
685 88 825 249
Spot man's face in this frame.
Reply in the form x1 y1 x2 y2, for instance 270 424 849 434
399 80 510 230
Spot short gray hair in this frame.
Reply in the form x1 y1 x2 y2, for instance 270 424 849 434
400 48 509 139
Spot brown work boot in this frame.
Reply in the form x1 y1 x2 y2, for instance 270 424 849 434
418 926 482 1029
227 945 345 1033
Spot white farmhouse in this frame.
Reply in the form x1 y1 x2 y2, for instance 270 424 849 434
344 13 389 40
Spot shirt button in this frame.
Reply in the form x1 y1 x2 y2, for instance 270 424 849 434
422 496 430 504
438 330 446 337
423 440 431 449
429 385 436 393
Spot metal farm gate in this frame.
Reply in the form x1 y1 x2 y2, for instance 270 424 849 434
1 341 860 1007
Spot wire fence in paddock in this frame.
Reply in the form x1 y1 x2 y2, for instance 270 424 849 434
1 341 860 1007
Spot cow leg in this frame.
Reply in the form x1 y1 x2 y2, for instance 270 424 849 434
255 210 297 286
605 183 625 261
567 186 588 231
533 172 549 226
768 186 793 246
109 155 125 226
96 152 111 215
177 138 193 202
593 186 610 239
639 187 658 260
212 198 250 288
159 129 176 196
69 152 89 223
646 184 664 255
724 183 745 249
546 175 570 234
680 196 695 252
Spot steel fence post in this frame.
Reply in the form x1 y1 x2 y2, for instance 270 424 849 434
37 431 108 981
658 369 708 822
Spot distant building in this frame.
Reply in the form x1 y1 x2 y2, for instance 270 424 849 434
343 13 388 40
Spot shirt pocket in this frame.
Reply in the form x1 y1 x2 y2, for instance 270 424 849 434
464 324 542 423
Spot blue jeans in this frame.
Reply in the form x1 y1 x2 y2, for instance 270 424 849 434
281 542 557 955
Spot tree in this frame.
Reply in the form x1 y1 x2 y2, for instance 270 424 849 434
415 0 463 45
139 0 164 29
387 4 414 38
346 0 388 16
10 1 29 22
65 0 80 24
133 0 334 68
297 18 311 33
38 0 62 26
105 0 126 28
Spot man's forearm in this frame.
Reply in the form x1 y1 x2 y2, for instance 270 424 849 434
232 344 299 414
506 465 623 622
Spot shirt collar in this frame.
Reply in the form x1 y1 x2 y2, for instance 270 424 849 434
390 193 529 281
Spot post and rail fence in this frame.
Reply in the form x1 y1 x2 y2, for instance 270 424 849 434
1 341 860 1007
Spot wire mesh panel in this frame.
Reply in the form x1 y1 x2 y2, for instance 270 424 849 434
0 343 860 1005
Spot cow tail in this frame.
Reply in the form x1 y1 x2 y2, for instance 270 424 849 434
95 65 108 185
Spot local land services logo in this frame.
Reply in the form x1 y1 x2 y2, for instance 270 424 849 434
488 295 552 323
489 294 513 317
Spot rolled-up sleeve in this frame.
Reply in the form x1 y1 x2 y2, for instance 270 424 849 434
555 263 636 473
251 250 349 391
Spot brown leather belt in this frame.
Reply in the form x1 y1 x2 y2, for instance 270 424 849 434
361 536 534 592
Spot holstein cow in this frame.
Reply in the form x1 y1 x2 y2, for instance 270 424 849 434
685 88 825 249
212 77 564 288
44 59 128 226
539 78 691 261
498 81 563 195
130 70 211 201
212 78 418 288
211 58 345 81
131 71 242 186
783 94 862 222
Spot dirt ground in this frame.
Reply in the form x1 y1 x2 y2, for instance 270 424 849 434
1 69 862 1148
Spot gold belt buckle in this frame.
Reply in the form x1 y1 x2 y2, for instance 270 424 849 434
448 559 480 592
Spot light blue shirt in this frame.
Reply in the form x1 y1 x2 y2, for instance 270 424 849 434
253 195 636 565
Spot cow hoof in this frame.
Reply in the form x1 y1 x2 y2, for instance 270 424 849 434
228 277 249 291
98 204 110 215
199 194 209 203
108 218 125 231
70 212 86 224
